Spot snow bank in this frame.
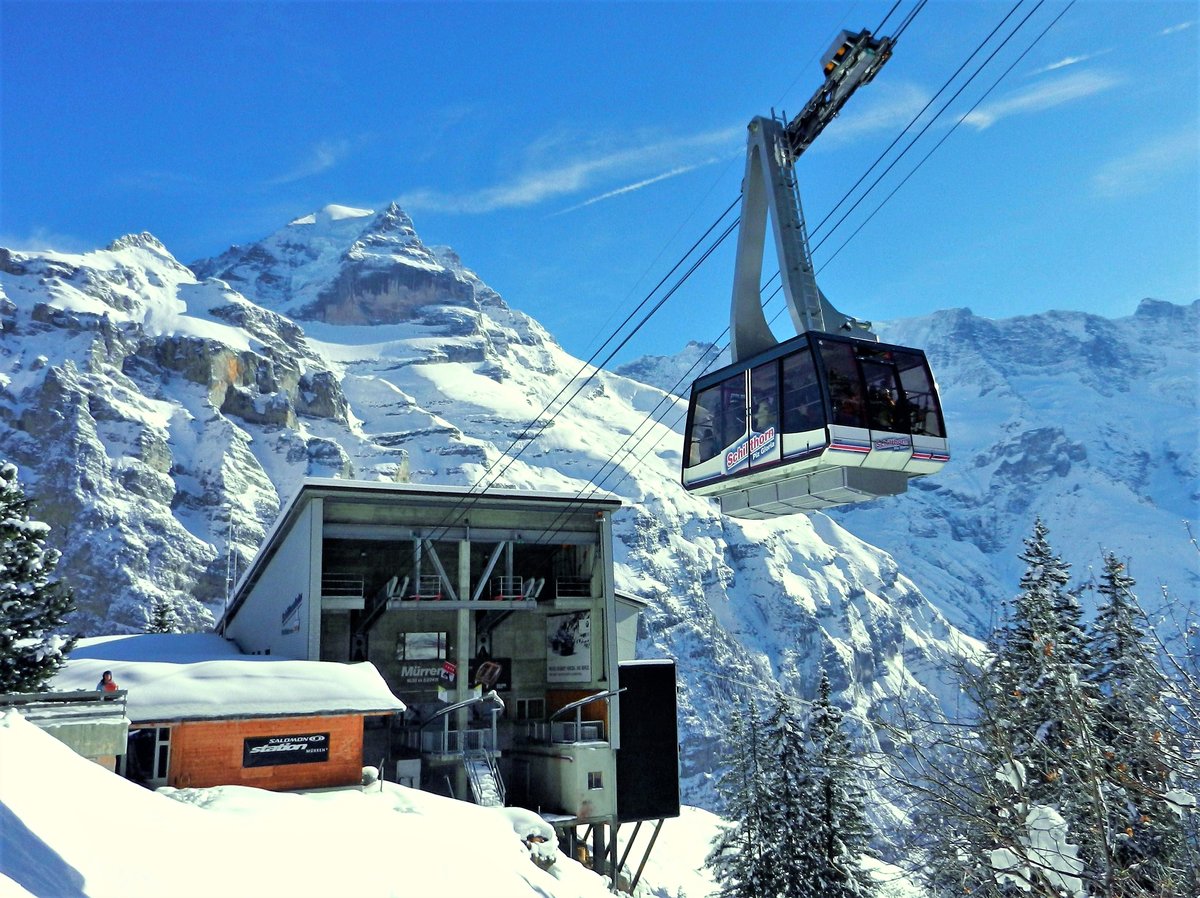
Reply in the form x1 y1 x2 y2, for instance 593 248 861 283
0 711 615 898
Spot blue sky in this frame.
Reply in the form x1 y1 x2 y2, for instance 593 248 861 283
2 1 1196 362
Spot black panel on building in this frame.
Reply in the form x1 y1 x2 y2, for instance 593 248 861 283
616 660 681 823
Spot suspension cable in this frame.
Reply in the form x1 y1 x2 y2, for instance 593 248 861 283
539 0 1076 517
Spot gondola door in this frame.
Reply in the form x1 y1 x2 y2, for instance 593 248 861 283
744 361 782 473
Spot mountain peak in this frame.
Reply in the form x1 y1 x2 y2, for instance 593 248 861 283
107 231 171 254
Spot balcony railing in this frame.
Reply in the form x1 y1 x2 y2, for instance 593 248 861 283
407 726 498 755
524 720 606 744
555 576 593 598
321 573 364 599
0 689 128 724
407 691 505 758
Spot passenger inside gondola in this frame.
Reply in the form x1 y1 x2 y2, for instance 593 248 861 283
752 398 775 432
829 372 866 427
868 386 899 430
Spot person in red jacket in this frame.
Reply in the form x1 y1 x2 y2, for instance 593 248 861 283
96 670 118 692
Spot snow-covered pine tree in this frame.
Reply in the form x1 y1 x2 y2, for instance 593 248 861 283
804 671 877 898
706 697 780 898
1089 553 1194 895
763 687 814 897
915 521 1102 896
0 462 77 692
995 519 1098 808
145 595 182 634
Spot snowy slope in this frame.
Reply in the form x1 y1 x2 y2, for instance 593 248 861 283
2 709 932 898
0 710 618 898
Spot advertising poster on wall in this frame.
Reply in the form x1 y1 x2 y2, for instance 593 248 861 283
437 661 457 703
395 631 449 689
546 611 591 683
469 657 511 692
242 733 329 768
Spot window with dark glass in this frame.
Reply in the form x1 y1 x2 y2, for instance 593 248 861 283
686 376 747 466
818 341 868 428
860 357 904 432
781 348 825 432
894 351 945 437
749 362 778 434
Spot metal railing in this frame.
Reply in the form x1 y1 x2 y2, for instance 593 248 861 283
408 690 505 756
490 575 525 600
555 576 593 598
0 689 128 724
524 719 606 744
321 573 364 598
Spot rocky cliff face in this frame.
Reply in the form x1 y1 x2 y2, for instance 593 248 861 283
20 205 1190 821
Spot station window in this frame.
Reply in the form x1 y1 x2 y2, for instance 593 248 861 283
587 771 604 790
516 698 546 721
396 631 448 661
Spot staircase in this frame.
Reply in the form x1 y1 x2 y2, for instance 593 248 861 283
463 750 505 808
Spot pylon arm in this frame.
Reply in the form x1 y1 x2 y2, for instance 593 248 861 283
729 117 874 364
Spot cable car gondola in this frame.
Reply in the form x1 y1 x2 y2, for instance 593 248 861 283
680 27 949 518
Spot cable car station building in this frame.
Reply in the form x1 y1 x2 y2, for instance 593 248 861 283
218 479 678 875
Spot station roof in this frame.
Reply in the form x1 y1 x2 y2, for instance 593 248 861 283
52 634 405 724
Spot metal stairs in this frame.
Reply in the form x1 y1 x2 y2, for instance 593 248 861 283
463 749 505 808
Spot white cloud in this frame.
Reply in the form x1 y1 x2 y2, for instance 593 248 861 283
265 139 354 186
1091 131 1198 199
1026 50 1111 77
962 70 1122 130
818 83 931 146
553 160 724 215
396 126 742 215
1160 21 1195 36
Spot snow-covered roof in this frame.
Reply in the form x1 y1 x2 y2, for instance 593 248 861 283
52 634 405 723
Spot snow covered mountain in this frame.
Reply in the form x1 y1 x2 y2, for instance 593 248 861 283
840 301 1199 641
618 301 1200 645
5 203 1188 821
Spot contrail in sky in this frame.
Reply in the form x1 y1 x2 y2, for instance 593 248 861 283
553 162 711 215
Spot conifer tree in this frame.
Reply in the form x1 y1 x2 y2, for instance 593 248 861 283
1089 553 1192 895
804 671 877 898
993 519 1097 811
706 697 779 897
913 527 1198 897
915 521 1102 896
144 595 181 634
0 462 76 692
763 687 814 897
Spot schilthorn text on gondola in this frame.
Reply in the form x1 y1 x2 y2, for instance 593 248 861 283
725 428 777 472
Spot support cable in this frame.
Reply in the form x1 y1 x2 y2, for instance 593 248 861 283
809 0 1046 258
818 1 1077 272
541 0 1076 521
